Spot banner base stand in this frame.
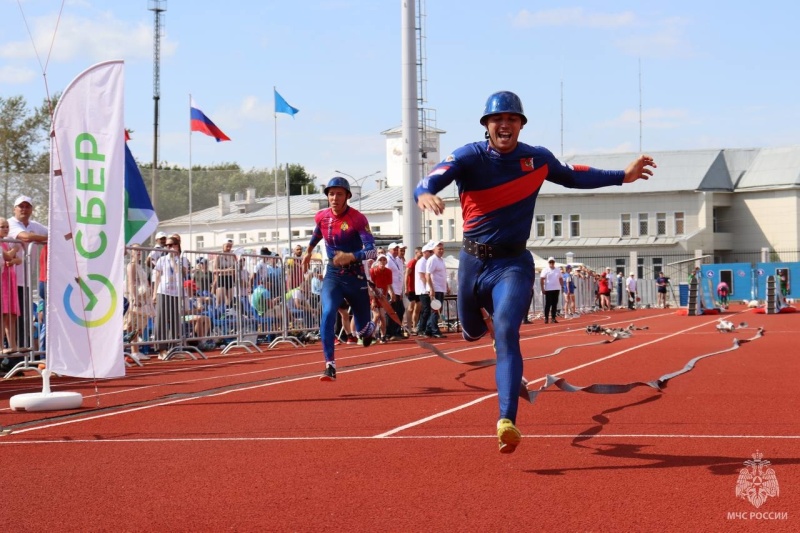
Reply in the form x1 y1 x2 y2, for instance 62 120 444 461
9 368 83 411
10 391 83 411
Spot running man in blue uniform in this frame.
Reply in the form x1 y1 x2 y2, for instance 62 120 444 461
303 177 377 381
415 91 656 452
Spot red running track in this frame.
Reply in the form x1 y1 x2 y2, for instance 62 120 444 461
1 305 798 532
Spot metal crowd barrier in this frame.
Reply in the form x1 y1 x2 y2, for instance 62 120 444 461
1 239 43 378
4 236 681 380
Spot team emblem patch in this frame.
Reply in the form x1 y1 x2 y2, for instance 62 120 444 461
340 222 349 232
520 158 534 171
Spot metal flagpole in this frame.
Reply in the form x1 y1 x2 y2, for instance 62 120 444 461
273 86 280 252
188 93 193 246
286 163 292 252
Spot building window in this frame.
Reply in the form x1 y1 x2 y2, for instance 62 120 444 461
674 212 685 235
615 258 626 275
448 219 455 240
569 214 580 238
552 215 562 238
621 214 631 237
371 226 380 233
258 232 267 242
426 219 432 241
436 219 443 240
239 233 247 244
305 229 313 237
638 213 649 236
535 214 545 238
656 213 666 236
637 257 645 279
292 230 300 238
652 257 663 278
270 231 279 240
195 235 204 249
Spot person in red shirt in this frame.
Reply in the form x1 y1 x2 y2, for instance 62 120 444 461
369 254 393 342
598 272 611 311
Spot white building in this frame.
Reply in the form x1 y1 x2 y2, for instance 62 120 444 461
161 141 800 270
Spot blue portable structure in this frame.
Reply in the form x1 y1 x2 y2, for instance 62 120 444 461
700 263 752 303
755 262 798 301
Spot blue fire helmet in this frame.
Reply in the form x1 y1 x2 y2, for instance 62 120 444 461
324 176 352 198
480 91 528 126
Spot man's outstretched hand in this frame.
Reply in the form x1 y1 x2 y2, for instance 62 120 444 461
623 154 657 183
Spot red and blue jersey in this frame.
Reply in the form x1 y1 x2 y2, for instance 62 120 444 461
414 141 624 244
308 205 376 273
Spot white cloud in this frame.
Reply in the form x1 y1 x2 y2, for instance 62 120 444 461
0 65 37 84
614 17 694 58
512 9 694 59
513 8 637 29
0 12 176 62
238 95 273 123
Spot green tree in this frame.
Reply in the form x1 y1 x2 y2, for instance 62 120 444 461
0 94 54 215
137 161 318 222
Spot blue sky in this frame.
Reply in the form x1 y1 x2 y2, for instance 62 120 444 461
3 1 800 192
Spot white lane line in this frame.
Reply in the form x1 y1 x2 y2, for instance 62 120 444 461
0 344 417 411
2 312 745 439
4 354 437 436
374 315 731 437
2 433 798 446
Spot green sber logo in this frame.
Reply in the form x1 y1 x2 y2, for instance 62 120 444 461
62 274 118 327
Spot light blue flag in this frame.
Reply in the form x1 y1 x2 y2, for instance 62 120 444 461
124 143 159 245
274 89 299 116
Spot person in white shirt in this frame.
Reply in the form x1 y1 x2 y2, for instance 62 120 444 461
148 231 168 283
384 243 406 339
424 241 448 338
152 236 190 358
626 272 638 310
7 195 47 351
414 244 433 336
539 257 564 324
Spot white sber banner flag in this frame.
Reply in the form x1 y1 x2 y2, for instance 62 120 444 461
47 60 125 378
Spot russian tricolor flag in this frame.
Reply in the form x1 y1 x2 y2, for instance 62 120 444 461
190 97 230 142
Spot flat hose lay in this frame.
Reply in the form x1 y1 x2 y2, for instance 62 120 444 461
417 326 765 407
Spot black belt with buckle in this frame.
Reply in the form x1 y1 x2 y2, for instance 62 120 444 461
462 238 526 260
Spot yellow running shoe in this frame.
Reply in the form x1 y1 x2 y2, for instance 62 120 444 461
496 418 521 454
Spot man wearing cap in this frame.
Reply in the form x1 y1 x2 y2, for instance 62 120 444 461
424 241 447 338
540 257 564 324
384 243 405 340
397 243 407 266
369 254 393 342
8 195 48 351
414 90 656 453
147 231 168 282
415 242 434 336
627 272 638 310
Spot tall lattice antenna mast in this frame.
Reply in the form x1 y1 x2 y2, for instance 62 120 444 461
148 0 166 213
416 0 436 177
